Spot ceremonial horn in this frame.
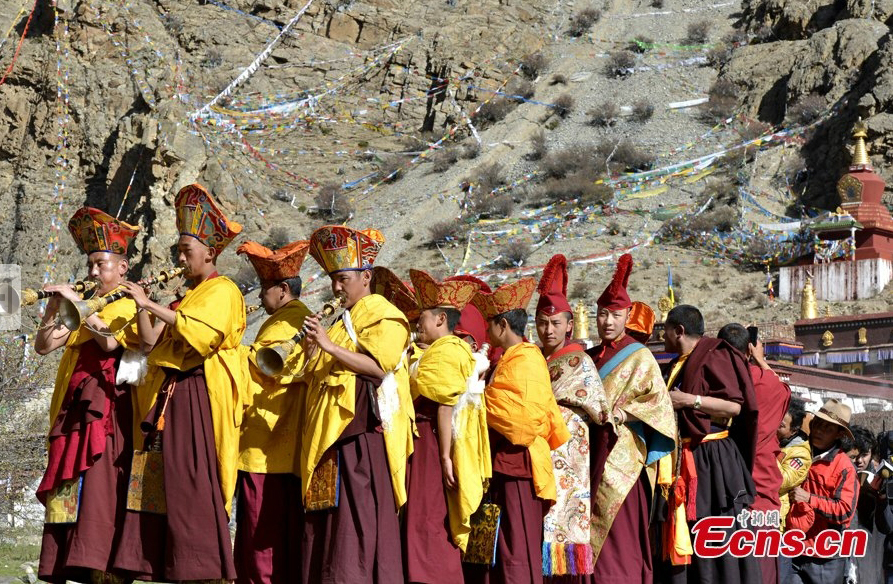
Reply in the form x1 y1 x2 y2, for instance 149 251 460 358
256 292 347 377
21 280 97 307
58 266 185 330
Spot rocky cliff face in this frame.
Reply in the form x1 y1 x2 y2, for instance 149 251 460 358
0 0 551 283
729 0 893 208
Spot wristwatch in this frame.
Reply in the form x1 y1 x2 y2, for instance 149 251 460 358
693 395 702 410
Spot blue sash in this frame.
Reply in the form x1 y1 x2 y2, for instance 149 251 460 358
597 341 674 465
597 342 646 379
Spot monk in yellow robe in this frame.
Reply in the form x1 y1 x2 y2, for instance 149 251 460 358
34 207 141 583
112 183 248 582
402 269 490 583
299 225 415 583
470 278 571 584
233 239 313 583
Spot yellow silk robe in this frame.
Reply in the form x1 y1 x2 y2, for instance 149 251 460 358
410 335 491 552
485 341 570 502
49 294 140 430
134 276 248 515
592 345 676 560
301 293 415 509
239 299 312 475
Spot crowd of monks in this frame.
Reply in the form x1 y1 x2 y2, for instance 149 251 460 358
29 182 845 584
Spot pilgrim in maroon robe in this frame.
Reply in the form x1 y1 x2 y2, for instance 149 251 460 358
656 336 761 584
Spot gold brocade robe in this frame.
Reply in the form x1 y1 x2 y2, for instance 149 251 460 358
133 276 249 516
485 342 570 502
239 299 312 475
410 335 492 552
48 294 140 431
591 345 676 560
300 293 415 509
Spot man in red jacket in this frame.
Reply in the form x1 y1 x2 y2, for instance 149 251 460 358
787 399 860 584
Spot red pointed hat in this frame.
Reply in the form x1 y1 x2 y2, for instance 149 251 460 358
536 254 572 316
597 254 633 310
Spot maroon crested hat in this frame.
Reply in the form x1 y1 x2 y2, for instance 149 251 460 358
597 253 633 310
536 254 572 316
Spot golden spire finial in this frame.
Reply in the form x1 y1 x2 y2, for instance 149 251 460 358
801 272 817 319
852 118 871 168
573 300 589 341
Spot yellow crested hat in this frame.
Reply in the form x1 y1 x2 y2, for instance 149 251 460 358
309 225 385 274
409 269 480 310
175 183 242 254
236 240 310 282
68 207 139 256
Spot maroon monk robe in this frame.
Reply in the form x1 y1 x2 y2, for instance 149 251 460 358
657 337 761 585
748 364 790 584
586 335 653 584
403 396 464 583
112 367 237 582
301 376 404 584
234 472 303 583
463 433 548 585
38 340 132 583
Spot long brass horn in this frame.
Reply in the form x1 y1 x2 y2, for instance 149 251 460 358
256 292 346 377
21 280 97 307
246 304 261 315
58 267 185 331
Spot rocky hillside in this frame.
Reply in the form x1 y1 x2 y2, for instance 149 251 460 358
2 0 893 342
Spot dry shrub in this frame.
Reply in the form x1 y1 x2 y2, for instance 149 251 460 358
700 79 738 122
588 102 620 127
601 139 654 172
377 155 405 183
631 100 655 122
550 73 568 86
650 0 664 7
477 97 516 129
431 147 459 173
428 220 461 245
470 194 515 219
460 140 481 159
520 52 548 80
402 131 439 152
315 182 355 220
605 50 636 78
528 129 548 161
568 7 601 37
554 94 575 118
629 36 654 53
507 78 535 103
788 94 826 125
498 241 533 267
686 20 712 44
540 145 604 179
469 162 505 194
537 172 613 206
233 263 259 293
263 226 292 249
689 205 739 232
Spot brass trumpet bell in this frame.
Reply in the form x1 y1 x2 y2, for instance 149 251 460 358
58 296 108 331
257 339 297 377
